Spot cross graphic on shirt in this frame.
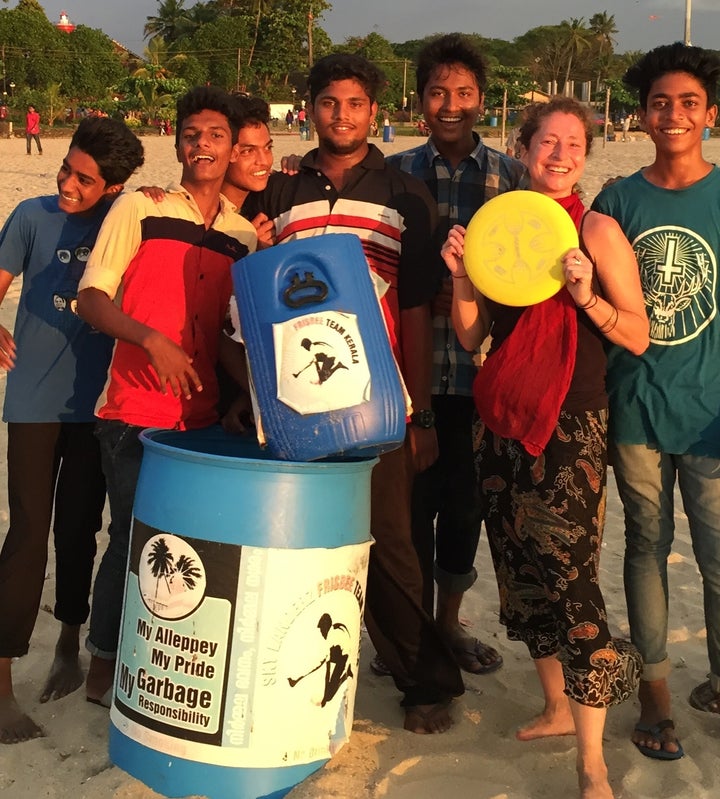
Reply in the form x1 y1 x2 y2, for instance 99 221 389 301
657 237 683 285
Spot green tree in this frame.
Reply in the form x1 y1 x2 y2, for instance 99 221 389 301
245 0 275 68
144 0 194 44
485 65 536 111
61 25 126 101
560 17 592 92
596 76 638 116
183 14 252 90
589 11 618 91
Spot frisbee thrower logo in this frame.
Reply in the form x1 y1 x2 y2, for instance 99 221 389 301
138 534 207 620
274 310 372 414
286 613 354 708
293 337 349 385
634 226 716 345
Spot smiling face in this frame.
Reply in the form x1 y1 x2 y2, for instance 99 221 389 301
308 79 376 156
524 111 587 199
640 70 718 156
224 122 273 195
176 108 238 186
420 63 483 154
56 146 121 215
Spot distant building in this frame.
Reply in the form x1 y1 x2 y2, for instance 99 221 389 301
56 11 76 34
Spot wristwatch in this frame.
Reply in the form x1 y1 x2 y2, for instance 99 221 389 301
410 409 436 429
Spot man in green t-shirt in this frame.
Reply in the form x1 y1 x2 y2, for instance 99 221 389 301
593 42 720 761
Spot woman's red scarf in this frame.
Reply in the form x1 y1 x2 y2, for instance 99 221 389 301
472 192 585 457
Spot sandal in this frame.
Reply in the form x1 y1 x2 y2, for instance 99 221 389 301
689 680 720 714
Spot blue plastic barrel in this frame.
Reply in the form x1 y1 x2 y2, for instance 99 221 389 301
489 116 498 127
382 124 394 142
109 427 375 799
703 127 711 141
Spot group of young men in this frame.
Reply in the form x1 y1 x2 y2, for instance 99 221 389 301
0 37 718 785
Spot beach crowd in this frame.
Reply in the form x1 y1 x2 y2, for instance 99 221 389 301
0 33 719 799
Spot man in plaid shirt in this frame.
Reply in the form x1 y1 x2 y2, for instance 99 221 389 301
385 34 525 676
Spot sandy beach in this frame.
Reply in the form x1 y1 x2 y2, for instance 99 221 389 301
0 131 719 799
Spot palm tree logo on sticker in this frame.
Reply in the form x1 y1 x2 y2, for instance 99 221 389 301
138 534 207 620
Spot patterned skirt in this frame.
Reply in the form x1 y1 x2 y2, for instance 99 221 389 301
474 407 641 708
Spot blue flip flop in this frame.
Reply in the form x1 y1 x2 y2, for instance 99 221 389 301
633 719 684 760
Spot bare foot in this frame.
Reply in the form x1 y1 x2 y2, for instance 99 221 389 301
404 701 453 734
0 694 45 744
516 704 576 740
40 625 83 703
579 768 614 799
85 655 115 705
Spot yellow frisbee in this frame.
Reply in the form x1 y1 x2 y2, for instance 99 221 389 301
463 191 578 306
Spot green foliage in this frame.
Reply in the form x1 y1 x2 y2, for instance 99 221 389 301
0 2 683 124
485 65 537 109
596 77 638 114
181 14 251 90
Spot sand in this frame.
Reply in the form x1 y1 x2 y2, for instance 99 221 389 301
0 132 719 799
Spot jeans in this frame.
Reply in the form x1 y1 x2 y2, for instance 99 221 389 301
411 395 481 613
86 420 144 659
612 442 720 684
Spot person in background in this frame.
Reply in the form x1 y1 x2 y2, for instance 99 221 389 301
443 96 648 798
592 42 720 761
25 105 42 156
0 117 144 744
620 115 631 142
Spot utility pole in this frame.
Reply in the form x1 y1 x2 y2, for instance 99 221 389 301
236 48 241 92
307 4 314 140
684 0 692 45
402 59 407 111
307 4 313 67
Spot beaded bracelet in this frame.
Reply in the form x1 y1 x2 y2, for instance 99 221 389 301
578 293 598 310
599 306 619 334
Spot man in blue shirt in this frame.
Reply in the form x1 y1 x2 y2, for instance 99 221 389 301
0 118 144 743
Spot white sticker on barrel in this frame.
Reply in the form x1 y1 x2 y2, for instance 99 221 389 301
273 310 371 414
111 520 370 769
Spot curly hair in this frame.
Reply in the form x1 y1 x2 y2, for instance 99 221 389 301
232 94 271 128
624 42 720 109
175 85 240 147
519 95 595 156
307 54 385 104
416 33 487 96
69 117 144 186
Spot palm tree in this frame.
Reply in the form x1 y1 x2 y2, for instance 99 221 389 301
247 0 276 69
134 36 187 80
589 11 618 92
174 555 202 590
560 17 592 95
147 537 175 594
144 0 193 44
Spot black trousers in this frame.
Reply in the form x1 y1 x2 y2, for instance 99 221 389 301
0 422 105 657
364 440 464 707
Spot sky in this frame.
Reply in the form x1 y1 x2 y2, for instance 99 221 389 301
38 0 719 58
